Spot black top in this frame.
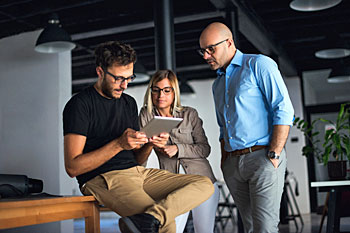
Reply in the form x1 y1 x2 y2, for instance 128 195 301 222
63 86 139 186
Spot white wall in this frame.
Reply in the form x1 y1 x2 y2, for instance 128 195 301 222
284 77 310 213
303 69 350 106
303 74 318 106
0 30 74 233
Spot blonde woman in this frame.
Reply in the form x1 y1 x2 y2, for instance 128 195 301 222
139 69 219 233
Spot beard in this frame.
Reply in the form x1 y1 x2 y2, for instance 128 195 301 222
101 78 124 99
206 58 219 70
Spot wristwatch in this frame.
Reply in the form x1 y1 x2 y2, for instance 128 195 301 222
267 151 280 160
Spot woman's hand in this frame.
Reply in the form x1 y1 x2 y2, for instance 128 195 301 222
157 145 178 158
149 132 169 148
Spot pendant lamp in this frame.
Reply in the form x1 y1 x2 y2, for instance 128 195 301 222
315 33 350 59
328 59 350 83
290 0 342 11
35 13 76 53
133 62 151 84
179 81 195 95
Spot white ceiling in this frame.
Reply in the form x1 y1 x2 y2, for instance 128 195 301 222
303 69 350 106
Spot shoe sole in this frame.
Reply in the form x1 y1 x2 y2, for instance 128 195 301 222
119 217 141 233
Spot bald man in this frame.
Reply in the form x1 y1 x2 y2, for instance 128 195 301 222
198 22 294 233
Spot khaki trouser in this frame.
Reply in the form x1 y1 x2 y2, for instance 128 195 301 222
81 166 214 233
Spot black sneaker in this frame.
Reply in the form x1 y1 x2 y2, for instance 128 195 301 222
119 213 160 233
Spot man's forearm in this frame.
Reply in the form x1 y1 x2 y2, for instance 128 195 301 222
269 125 290 154
134 143 154 165
65 137 124 178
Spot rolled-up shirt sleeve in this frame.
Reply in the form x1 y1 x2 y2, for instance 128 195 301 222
255 56 294 126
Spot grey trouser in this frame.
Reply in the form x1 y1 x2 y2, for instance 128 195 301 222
80 166 214 233
222 148 286 233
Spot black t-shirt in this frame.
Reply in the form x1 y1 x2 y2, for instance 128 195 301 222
63 86 139 186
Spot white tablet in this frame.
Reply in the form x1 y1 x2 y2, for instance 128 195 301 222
141 116 183 138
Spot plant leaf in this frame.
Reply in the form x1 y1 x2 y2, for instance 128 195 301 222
293 117 300 125
298 120 305 128
323 146 332 164
319 118 333 125
323 129 334 145
337 103 345 126
342 136 350 157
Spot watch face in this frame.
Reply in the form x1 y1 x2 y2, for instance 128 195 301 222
268 151 277 159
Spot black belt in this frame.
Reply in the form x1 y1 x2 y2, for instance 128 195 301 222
227 145 268 156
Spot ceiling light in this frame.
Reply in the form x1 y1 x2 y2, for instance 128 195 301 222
179 81 195 95
315 33 349 59
290 0 342 12
35 13 76 53
315 49 350 59
133 62 150 83
328 61 350 83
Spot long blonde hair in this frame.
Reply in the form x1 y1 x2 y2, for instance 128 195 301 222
143 69 183 115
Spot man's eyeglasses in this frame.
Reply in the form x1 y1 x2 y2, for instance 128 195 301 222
150 86 174 95
197 39 228 57
105 70 136 83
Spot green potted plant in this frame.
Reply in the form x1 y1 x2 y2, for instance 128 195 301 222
293 117 323 163
320 103 350 179
294 102 350 180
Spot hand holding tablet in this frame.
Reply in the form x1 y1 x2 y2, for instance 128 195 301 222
141 116 183 138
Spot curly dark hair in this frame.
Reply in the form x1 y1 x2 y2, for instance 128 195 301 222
94 41 137 69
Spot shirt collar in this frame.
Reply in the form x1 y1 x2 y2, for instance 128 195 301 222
152 106 181 117
216 49 243 76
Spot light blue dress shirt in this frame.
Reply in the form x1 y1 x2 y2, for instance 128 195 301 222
212 50 294 152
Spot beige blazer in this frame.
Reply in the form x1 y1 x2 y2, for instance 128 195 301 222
139 106 216 183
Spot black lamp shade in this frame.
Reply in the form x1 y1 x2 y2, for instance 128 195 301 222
133 62 150 83
179 81 195 95
35 22 75 53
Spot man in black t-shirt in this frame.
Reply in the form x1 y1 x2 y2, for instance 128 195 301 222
63 41 214 233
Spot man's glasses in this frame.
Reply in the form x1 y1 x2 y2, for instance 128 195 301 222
105 70 136 83
150 86 174 95
197 39 228 57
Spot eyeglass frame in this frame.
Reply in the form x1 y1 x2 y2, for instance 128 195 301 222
150 86 174 95
104 69 136 83
197 39 228 57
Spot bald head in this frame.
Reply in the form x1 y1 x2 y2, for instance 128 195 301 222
200 22 233 42
199 22 236 70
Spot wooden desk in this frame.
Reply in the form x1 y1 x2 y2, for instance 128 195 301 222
311 180 350 233
0 195 100 233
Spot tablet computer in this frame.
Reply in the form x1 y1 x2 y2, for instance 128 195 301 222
141 116 183 138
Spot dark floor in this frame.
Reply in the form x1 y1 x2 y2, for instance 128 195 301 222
74 212 350 233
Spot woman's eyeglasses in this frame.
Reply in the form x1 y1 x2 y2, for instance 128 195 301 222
150 86 174 95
